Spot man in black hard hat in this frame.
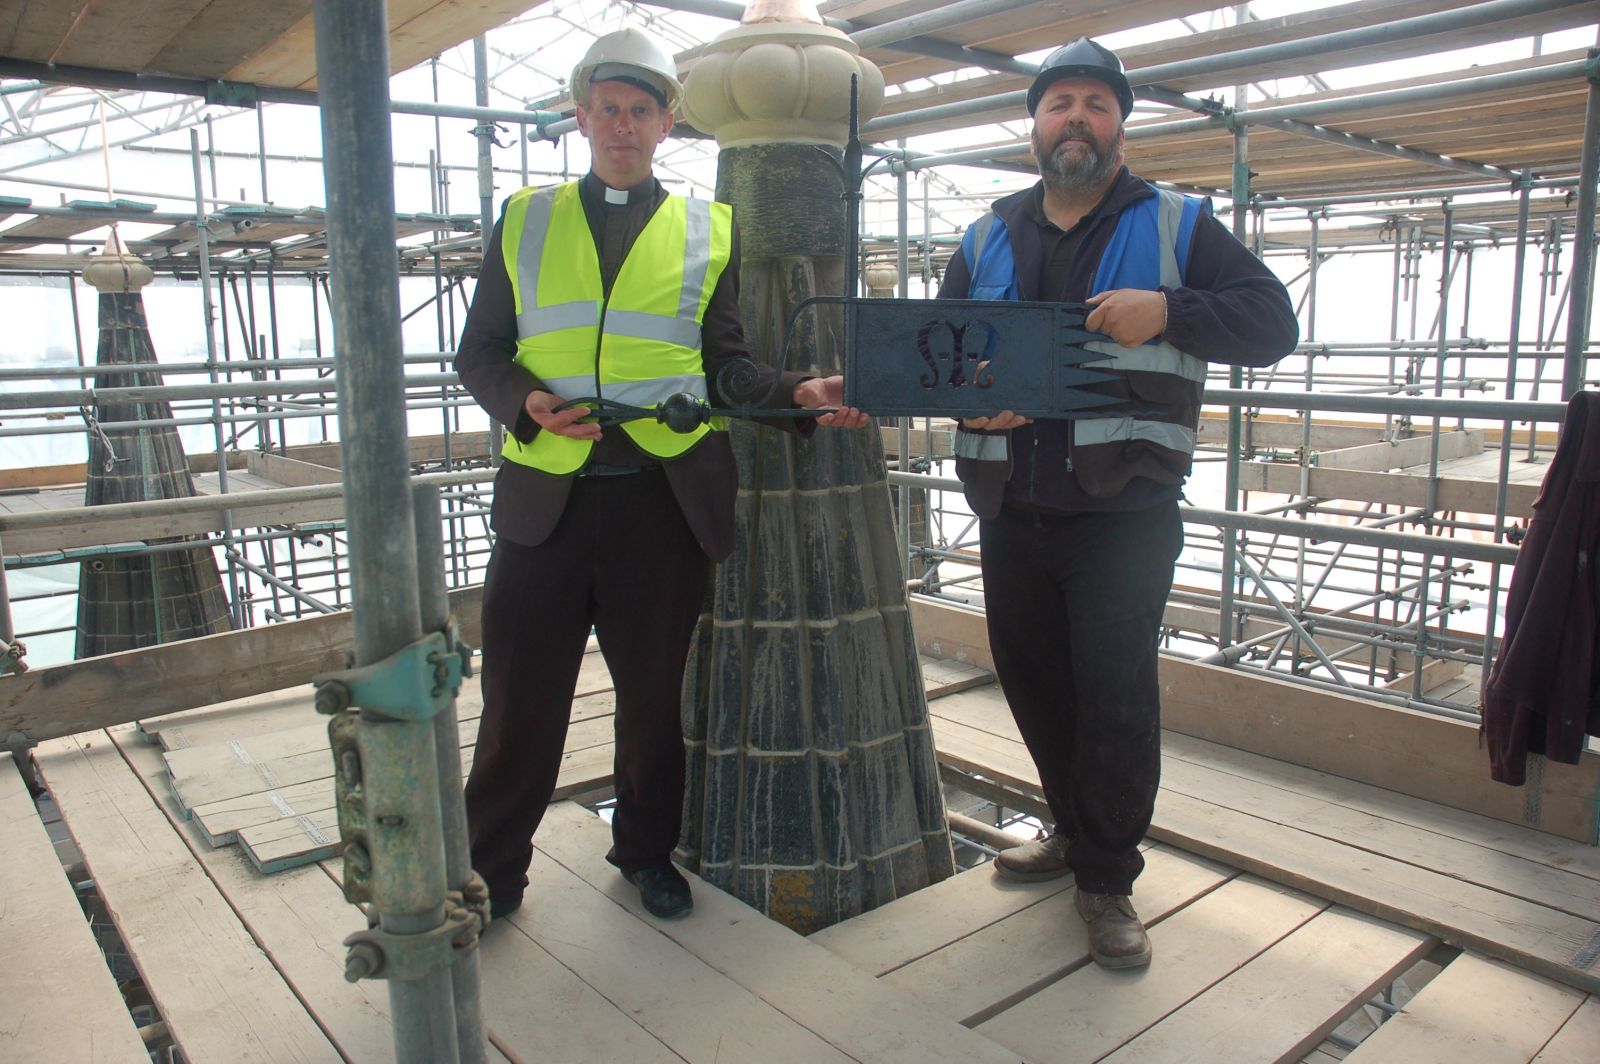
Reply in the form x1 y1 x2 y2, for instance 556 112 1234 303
938 38 1297 968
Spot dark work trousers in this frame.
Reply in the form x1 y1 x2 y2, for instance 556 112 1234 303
465 468 712 903
979 500 1183 895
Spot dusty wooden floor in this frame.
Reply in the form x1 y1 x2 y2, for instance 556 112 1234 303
4 653 1596 1062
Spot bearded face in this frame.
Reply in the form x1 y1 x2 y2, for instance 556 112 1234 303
1029 77 1125 194
1032 121 1120 191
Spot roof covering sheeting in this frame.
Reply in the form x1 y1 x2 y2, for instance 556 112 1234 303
0 0 543 89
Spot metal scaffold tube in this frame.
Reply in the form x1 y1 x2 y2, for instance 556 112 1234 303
1564 52 1600 398
864 2 1587 139
1217 52 1251 655
0 532 23 676
412 483 487 1064
309 0 477 1060
188 126 246 628
1130 0 1582 92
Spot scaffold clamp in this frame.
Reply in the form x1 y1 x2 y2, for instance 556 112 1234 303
341 899 480 983
312 623 471 722
1 636 27 677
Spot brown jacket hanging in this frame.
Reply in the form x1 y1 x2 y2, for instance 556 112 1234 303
1482 389 1600 784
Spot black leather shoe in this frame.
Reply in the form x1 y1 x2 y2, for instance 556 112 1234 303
625 862 693 919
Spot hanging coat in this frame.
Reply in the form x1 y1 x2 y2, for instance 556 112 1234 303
1482 389 1600 784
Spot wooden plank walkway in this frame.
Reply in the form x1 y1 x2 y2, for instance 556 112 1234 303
1341 952 1586 1063
12 652 1599 1062
924 683 1600 996
0 752 148 1063
138 650 990 874
29 723 1022 1063
37 731 346 1063
147 646 612 870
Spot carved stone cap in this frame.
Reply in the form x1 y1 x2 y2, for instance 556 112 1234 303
864 262 899 295
83 249 154 293
682 20 884 149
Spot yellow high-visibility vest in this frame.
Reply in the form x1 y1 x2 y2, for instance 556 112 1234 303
500 181 732 475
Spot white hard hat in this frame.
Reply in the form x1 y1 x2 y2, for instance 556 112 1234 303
571 28 683 113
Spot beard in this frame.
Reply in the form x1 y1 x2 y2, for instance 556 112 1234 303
1033 122 1121 193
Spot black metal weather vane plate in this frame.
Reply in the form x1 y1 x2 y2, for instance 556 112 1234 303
844 298 1120 419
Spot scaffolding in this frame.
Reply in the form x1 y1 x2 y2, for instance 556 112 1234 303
0 1 1596 728
0 5 1596 1061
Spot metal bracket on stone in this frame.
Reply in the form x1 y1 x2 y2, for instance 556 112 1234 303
341 898 480 983
312 623 472 722
78 405 120 473
837 296 1120 420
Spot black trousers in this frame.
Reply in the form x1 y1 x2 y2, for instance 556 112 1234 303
464 468 711 902
979 501 1182 895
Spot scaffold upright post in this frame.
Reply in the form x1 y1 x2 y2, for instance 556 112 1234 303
1563 50 1600 399
310 1 461 1061
413 482 488 1064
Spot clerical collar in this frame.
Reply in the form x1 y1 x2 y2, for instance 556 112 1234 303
603 186 629 205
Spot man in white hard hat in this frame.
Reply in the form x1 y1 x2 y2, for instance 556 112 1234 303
455 27 865 923
942 38 1297 968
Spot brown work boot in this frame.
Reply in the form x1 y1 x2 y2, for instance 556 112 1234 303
1075 889 1153 969
993 832 1071 882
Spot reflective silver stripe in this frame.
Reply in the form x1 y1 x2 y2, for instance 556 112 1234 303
515 188 556 319
604 308 703 350
517 300 600 337
970 210 997 264
540 374 599 401
1156 188 1184 290
1083 338 1208 381
678 198 713 322
955 430 1008 461
600 376 707 406
1073 417 1197 453
514 188 602 337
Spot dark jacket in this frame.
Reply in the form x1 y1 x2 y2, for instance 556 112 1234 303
455 172 809 559
1483 390 1600 784
938 169 1298 514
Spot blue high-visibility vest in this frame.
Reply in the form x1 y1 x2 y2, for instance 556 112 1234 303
957 185 1210 467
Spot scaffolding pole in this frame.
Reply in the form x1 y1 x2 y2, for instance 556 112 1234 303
309 1 475 1060
1563 51 1600 398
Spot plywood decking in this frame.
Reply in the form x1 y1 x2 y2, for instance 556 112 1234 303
30 725 1023 1062
0 1 545 90
926 682 1600 996
14 648 1600 1062
155 650 616 872
0 752 147 1063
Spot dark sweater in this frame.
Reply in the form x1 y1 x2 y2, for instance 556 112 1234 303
938 169 1299 513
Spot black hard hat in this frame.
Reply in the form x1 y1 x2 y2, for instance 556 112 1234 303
1027 38 1134 119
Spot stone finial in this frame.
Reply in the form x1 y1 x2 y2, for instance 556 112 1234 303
864 262 899 297
682 12 884 149
83 249 154 293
